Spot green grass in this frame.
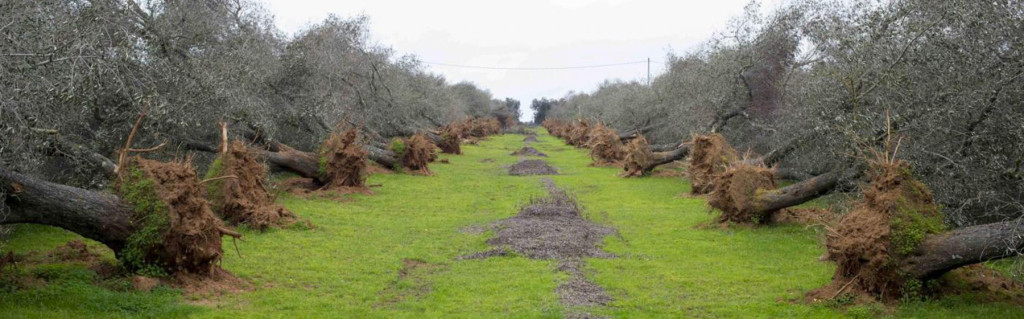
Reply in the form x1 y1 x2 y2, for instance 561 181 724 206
1 129 1022 318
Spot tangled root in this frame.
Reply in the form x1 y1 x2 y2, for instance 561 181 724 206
586 124 626 165
707 163 777 224
620 135 654 177
117 157 238 276
687 134 738 194
320 128 369 188
401 133 438 174
566 120 592 147
207 141 297 230
438 122 463 154
811 160 945 302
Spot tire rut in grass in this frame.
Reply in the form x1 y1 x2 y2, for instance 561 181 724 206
461 179 616 318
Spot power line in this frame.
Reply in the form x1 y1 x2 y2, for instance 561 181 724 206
420 59 666 70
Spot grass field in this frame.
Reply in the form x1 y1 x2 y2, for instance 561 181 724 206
1 129 1021 318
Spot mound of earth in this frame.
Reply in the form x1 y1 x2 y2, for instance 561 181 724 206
523 135 539 143
461 179 616 317
510 146 548 157
508 159 558 175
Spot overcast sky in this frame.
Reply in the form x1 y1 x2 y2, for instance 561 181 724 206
263 0 785 121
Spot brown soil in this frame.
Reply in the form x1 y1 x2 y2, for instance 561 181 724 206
47 240 102 263
707 163 777 224
211 141 297 230
118 157 236 276
934 265 1024 304
401 133 437 175
586 124 626 165
132 275 160 292
320 128 369 188
508 159 558 176
510 146 548 157
461 180 615 317
366 163 394 175
810 160 945 302
276 177 372 199
523 135 539 143
168 267 250 297
620 135 654 177
688 134 738 194
438 122 463 155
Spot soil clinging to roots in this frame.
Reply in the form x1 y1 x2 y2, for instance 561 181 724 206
586 124 626 165
810 160 946 302
320 128 369 188
707 162 777 224
687 134 738 194
507 159 558 176
620 135 654 177
510 146 548 157
117 157 239 276
400 133 438 174
462 179 616 317
207 141 297 230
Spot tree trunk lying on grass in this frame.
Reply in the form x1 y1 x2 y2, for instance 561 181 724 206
906 218 1024 280
709 168 846 224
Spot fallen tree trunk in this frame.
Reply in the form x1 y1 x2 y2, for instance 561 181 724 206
710 168 847 224
648 146 690 171
906 218 1024 280
1 168 136 252
754 170 842 213
257 141 399 183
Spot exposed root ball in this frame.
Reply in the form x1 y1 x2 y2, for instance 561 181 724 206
707 163 777 224
319 129 369 188
586 124 626 165
508 159 559 175
116 157 237 276
510 146 548 157
620 136 654 177
438 122 463 155
811 160 946 302
401 133 437 174
206 141 297 230
688 134 738 194
566 120 592 147
466 118 502 138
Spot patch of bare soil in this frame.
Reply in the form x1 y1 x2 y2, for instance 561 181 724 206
508 159 558 176
276 176 372 200
374 258 446 308
934 265 1024 304
461 180 616 318
510 146 548 157
170 267 251 298
523 135 538 143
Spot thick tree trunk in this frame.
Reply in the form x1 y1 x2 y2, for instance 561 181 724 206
754 170 843 213
635 145 690 174
650 143 680 153
906 218 1024 280
256 141 400 183
0 169 137 252
618 123 663 142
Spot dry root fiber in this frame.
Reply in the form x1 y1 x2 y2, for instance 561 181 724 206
438 122 463 155
566 120 592 147
466 118 502 138
401 133 438 174
707 163 777 224
207 141 297 230
319 128 369 188
620 135 654 177
810 160 946 302
688 134 738 194
586 123 626 165
116 157 238 276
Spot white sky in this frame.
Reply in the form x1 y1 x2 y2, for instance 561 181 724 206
263 0 785 121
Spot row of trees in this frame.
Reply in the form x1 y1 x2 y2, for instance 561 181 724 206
540 0 1024 227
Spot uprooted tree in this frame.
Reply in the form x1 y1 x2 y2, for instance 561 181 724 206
0 157 241 276
205 140 298 230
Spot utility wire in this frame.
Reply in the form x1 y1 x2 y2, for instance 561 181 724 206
421 60 666 70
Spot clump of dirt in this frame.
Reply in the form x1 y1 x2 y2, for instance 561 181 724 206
510 146 548 157
47 240 101 263
809 160 946 303
116 156 239 276
207 141 297 230
933 265 1024 304
707 162 777 224
319 128 369 188
438 122 463 155
688 134 738 194
523 135 539 143
461 180 615 317
620 135 654 177
397 133 437 175
586 124 626 165
508 159 558 176
772 207 841 225
169 267 250 297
